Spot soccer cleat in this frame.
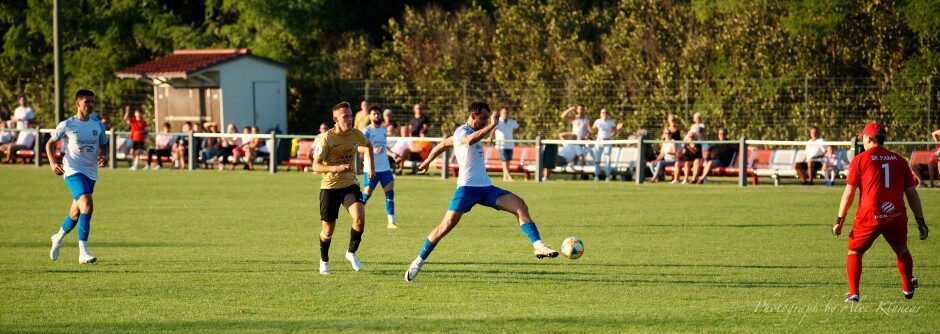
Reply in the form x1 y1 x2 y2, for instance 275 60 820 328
50 234 64 261
405 259 422 282
152 164 161 170
319 260 331 275
534 243 559 259
904 277 919 299
78 253 97 264
345 252 363 271
844 293 859 303
387 223 399 229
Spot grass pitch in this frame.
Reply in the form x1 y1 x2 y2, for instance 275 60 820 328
1 165 938 332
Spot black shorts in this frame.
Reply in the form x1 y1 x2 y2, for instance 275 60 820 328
319 184 363 222
132 141 146 150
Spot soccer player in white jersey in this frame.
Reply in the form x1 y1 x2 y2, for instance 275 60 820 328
47 90 109 264
362 106 403 229
405 101 558 282
589 108 623 182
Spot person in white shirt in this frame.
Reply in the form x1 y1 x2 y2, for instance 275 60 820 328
1 123 36 163
793 126 828 185
362 106 403 228
486 107 521 181
12 96 35 129
46 90 109 264
588 108 623 182
0 120 15 145
404 101 559 282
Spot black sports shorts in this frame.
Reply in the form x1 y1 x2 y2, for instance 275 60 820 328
319 184 363 222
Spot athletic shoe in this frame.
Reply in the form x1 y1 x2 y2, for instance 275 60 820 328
681 180 687 185
593 177 599 182
533 242 559 259
405 259 422 282
319 260 330 275
143 164 150 170
844 293 859 303
50 234 64 261
153 164 161 170
904 277 919 299
670 180 678 184
128 165 138 170
345 252 363 271
387 223 399 229
78 253 97 264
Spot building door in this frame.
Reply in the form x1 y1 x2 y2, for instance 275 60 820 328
252 81 280 132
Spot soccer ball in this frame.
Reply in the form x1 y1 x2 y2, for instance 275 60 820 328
561 237 584 259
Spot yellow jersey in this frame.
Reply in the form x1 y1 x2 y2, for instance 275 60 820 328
313 127 369 189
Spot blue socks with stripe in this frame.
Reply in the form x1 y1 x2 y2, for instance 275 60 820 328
77 213 91 241
520 222 541 244
418 238 436 260
385 190 394 215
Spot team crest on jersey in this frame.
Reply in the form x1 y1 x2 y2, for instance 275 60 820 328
881 202 895 214
93 129 98 136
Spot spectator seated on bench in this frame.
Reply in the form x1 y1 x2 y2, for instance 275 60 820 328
910 147 939 188
3 126 36 164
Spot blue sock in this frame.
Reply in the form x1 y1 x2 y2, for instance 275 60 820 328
77 213 91 241
61 216 77 234
385 190 394 215
418 238 436 260
520 222 541 244
362 193 371 203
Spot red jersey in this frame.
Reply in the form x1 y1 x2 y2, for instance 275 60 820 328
846 146 917 226
129 117 148 142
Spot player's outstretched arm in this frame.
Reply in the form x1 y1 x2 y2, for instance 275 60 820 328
45 138 63 175
417 136 453 174
833 184 857 237
905 186 928 240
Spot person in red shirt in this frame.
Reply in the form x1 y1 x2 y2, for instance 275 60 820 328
124 106 148 170
833 122 928 302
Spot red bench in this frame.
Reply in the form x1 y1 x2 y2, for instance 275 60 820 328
14 140 64 164
436 145 537 180
910 149 938 181
662 147 764 184
282 139 315 171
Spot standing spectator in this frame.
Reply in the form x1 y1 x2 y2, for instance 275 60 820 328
821 146 843 187
123 106 148 170
648 128 678 183
560 105 590 140
589 108 623 182
664 114 685 142
382 109 398 134
487 107 521 181
199 123 222 169
12 96 35 129
689 112 706 134
409 103 430 137
146 123 174 170
2 123 35 163
910 129 940 188
672 131 703 185
832 122 927 302
354 100 370 131
0 104 11 126
794 126 828 185
696 127 737 184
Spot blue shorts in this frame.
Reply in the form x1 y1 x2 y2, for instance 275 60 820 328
448 185 513 213
499 149 513 162
364 170 395 189
64 174 96 200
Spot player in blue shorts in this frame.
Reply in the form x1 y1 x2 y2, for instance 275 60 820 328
404 101 558 282
47 89 109 264
362 106 403 229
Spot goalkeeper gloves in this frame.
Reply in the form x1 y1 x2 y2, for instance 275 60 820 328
916 217 928 240
832 216 845 237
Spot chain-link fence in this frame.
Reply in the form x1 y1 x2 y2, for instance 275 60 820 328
314 77 938 143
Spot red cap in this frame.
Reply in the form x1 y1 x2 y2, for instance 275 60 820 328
858 122 885 139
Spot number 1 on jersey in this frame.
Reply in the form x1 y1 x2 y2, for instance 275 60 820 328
881 163 890 188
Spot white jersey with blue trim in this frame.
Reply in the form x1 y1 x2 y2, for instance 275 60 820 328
453 125 492 187
51 116 108 180
363 124 391 172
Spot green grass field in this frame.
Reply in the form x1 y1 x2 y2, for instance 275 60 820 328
1 165 938 332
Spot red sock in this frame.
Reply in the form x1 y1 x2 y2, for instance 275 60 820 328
847 253 862 296
896 251 914 291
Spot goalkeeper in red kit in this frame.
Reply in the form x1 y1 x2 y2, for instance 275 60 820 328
833 122 928 302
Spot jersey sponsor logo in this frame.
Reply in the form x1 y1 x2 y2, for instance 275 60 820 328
78 145 95 153
881 201 895 214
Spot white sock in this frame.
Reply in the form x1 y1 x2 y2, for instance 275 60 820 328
413 256 425 266
78 240 89 254
533 240 546 248
388 215 395 225
57 228 66 237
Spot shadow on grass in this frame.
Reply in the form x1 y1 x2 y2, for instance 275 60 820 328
1 241 208 248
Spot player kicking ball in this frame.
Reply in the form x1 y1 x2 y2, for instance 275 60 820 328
832 122 928 302
405 101 558 282
47 89 109 264
362 105 402 229
311 102 375 275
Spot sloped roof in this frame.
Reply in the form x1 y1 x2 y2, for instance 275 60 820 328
115 49 288 79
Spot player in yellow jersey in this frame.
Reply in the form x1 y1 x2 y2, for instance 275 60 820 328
311 102 374 275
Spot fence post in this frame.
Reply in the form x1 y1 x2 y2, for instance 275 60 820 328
684 79 690 122
462 81 468 112
187 131 194 171
635 137 645 184
535 136 543 182
108 129 116 169
803 77 810 129
269 132 277 174
738 136 747 187
929 76 934 132
34 127 42 167
441 146 450 180
566 80 573 107
364 79 370 102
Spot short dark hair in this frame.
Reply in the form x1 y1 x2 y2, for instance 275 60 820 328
469 101 490 115
332 101 350 111
368 105 381 113
75 89 94 100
